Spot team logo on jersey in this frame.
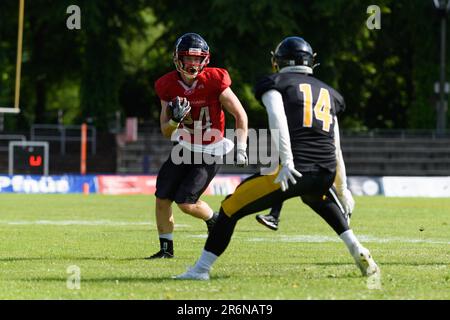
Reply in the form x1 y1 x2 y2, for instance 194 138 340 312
188 99 206 105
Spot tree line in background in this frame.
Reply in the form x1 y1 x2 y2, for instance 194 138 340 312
0 0 448 131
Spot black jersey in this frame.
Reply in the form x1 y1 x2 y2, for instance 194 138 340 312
254 72 345 172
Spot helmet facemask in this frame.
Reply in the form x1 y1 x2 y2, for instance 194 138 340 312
174 50 210 80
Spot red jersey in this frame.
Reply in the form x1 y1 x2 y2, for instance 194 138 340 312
155 67 231 145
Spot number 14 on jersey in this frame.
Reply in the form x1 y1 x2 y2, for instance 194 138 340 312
299 83 333 132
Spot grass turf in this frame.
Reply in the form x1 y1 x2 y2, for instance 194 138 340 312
0 194 449 299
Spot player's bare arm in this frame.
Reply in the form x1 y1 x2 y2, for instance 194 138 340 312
159 100 176 138
220 87 248 144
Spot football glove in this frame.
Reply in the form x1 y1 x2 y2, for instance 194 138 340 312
336 187 355 215
236 144 248 167
169 96 191 123
274 162 302 192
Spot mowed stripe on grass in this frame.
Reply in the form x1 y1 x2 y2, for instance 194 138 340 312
0 194 449 299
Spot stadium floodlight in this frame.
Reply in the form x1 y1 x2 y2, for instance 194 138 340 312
433 0 450 134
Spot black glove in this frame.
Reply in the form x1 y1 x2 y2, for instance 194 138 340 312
169 96 191 123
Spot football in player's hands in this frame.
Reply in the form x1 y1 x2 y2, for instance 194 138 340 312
169 96 191 123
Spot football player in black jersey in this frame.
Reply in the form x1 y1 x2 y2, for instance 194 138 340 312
175 36 379 280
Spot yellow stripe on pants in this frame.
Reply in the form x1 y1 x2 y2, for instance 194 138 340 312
221 172 281 217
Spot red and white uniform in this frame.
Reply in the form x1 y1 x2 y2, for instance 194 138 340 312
155 68 234 155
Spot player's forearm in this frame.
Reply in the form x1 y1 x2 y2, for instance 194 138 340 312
333 117 348 192
334 149 348 192
234 113 248 147
161 120 179 139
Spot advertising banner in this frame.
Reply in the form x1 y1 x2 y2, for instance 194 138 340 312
96 175 245 196
2 174 449 197
0 175 97 194
382 176 450 197
348 176 384 196
96 175 157 195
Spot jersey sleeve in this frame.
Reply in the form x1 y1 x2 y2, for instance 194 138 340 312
212 68 232 94
332 90 346 114
154 75 171 102
254 75 277 102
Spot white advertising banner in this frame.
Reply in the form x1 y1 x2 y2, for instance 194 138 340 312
348 177 384 196
382 176 450 197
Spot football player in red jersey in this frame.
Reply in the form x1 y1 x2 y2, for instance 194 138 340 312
146 33 248 259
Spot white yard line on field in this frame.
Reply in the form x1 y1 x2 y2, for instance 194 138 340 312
246 234 450 245
0 220 190 227
2 221 448 244
189 234 450 244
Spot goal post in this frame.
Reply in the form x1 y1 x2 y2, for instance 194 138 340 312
0 0 25 114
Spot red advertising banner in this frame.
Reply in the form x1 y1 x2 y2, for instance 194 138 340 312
97 175 157 195
96 175 245 196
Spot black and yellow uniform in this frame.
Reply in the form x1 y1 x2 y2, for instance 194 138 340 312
254 73 346 229
204 70 350 257
255 72 345 172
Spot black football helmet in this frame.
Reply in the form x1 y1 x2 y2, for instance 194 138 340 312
271 36 317 73
173 33 210 79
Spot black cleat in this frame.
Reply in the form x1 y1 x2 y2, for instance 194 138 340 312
206 212 219 234
146 238 174 259
145 250 174 259
256 214 279 231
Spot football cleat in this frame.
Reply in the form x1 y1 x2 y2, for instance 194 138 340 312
352 247 380 277
173 267 210 280
206 212 219 234
256 214 279 231
144 250 174 259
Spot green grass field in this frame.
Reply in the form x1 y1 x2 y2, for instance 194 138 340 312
0 194 449 299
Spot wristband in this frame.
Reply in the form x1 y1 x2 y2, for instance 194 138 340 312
169 119 180 128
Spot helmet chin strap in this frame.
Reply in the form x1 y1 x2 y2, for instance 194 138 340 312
174 60 198 79
181 69 198 79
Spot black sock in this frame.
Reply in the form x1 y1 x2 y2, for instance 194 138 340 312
269 202 283 219
159 238 173 254
301 195 349 235
205 210 238 256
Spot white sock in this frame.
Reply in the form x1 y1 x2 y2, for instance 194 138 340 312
159 233 173 241
340 229 362 254
193 250 218 273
